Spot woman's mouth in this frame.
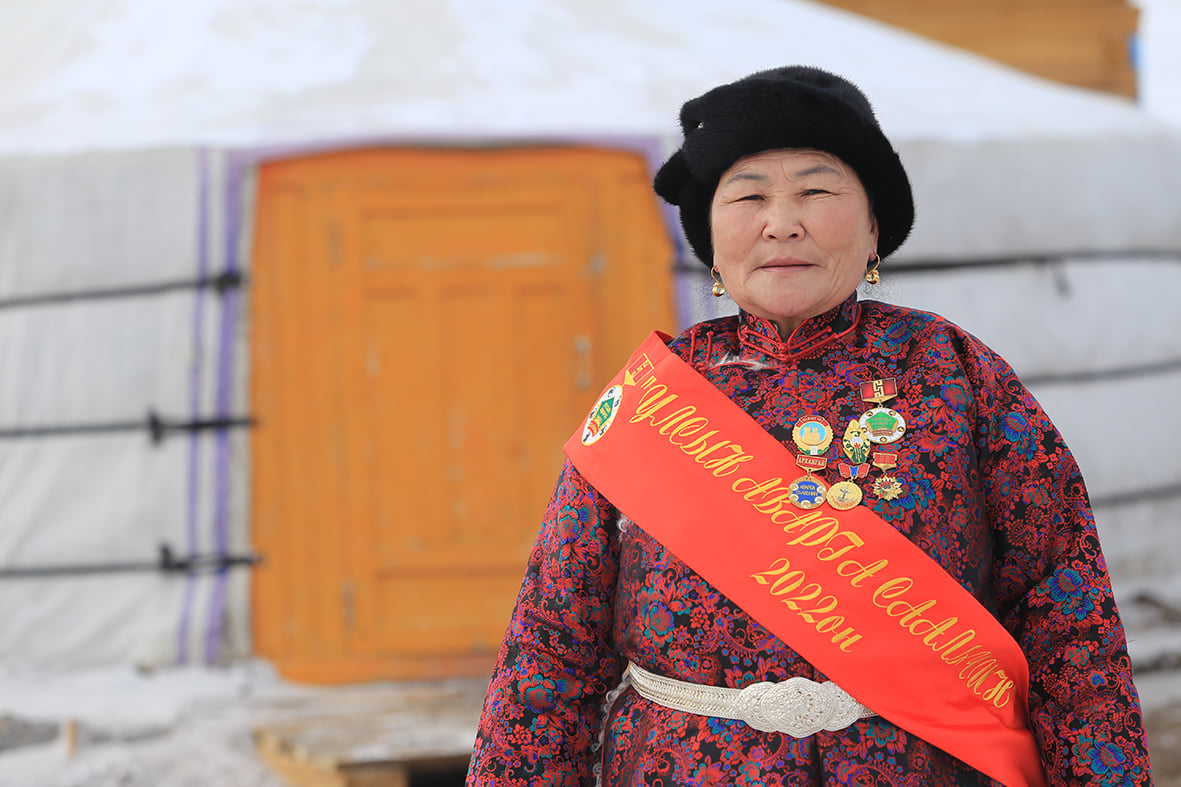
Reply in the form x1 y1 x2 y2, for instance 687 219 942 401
759 258 813 270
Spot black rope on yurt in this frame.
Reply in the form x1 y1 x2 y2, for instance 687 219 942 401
867 249 1181 275
0 270 243 310
0 271 254 443
0 410 255 444
0 545 262 580
0 271 260 581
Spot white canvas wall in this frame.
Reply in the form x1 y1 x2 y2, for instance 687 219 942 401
1134 0 1181 127
879 258 1181 593
0 149 251 668
893 136 1181 262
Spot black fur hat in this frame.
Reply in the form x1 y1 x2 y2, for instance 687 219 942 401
653 66 914 267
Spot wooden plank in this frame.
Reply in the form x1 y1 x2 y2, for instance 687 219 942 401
256 732 366 787
816 0 1138 97
253 679 484 787
255 732 413 787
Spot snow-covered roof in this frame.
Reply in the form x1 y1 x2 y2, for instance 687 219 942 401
0 0 1172 153
2 0 1180 259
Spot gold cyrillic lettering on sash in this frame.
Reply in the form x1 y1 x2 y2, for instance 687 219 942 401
751 556 862 651
835 557 890 587
579 346 1021 718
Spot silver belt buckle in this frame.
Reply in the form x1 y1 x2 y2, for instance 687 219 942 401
734 677 868 737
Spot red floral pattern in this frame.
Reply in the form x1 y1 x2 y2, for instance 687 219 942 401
467 295 1151 786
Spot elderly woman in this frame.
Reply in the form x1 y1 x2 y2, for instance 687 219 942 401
466 67 1151 786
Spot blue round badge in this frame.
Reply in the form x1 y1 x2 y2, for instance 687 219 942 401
788 476 827 509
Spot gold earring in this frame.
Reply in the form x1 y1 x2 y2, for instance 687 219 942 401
711 267 726 297
864 255 881 285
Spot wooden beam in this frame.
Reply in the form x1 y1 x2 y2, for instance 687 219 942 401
816 0 1139 97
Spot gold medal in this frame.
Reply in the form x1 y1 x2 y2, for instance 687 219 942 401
841 419 871 465
872 475 904 501
792 416 834 456
826 480 863 510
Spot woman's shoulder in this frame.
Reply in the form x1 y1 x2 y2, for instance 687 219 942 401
857 299 1021 394
858 299 998 355
859 299 964 333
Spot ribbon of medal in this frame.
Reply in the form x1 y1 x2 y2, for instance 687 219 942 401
565 332 1046 787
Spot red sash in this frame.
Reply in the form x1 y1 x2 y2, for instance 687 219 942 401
565 332 1046 787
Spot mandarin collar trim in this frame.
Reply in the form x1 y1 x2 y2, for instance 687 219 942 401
737 294 861 364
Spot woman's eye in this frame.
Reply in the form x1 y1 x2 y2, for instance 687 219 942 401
736 194 762 202
803 188 830 197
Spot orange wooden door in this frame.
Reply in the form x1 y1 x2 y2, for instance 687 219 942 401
251 148 673 683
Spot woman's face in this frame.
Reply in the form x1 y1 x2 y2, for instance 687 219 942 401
710 149 878 338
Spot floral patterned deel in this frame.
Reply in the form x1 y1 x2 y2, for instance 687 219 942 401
467 295 1151 786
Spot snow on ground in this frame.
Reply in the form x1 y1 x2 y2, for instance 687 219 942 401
0 712 284 787
0 661 294 787
0 660 487 787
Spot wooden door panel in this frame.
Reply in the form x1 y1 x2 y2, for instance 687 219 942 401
252 148 673 682
351 178 595 661
353 186 593 558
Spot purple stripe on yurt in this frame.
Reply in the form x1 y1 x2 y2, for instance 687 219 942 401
178 149 211 664
204 153 244 665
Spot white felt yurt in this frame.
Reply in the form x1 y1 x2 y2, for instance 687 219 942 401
1 0 1179 680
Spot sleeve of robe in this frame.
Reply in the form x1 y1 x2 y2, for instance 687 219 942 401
962 334 1152 785
466 460 625 787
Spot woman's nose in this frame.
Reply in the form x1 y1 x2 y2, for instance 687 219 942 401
762 203 803 240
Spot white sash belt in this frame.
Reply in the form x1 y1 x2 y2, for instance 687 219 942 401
627 662 876 737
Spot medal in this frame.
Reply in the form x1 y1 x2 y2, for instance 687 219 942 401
788 475 828 509
856 380 906 495
859 377 898 406
840 419 871 465
796 455 827 473
870 451 904 499
792 416 834 457
789 454 828 509
839 462 870 479
872 475 904 501
858 377 905 445
830 461 866 510
859 408 906 444
826 480 863 510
